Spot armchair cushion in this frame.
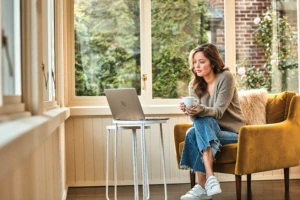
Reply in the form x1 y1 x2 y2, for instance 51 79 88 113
238 89 268 125
266 91 296 124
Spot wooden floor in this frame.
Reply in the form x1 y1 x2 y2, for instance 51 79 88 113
67 179 300 200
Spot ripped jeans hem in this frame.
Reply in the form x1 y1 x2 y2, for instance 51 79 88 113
200 139 222 162
179 165 206 175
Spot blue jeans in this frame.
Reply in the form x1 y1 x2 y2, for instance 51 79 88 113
180 117 238 174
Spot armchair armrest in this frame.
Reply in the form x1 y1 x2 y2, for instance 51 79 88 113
235 95 300 175
174 123 192 168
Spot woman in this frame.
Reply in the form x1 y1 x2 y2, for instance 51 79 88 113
179 43 245 200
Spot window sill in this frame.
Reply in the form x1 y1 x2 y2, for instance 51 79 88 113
0 111 31 123
70 104 182 116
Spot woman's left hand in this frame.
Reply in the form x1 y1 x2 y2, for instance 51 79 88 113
185 104 200 116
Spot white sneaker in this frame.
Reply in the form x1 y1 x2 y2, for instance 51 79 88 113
205 175 222 196
180 184 212 200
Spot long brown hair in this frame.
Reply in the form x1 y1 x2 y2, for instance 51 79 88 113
189 43 227 98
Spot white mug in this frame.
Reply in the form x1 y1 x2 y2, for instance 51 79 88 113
182 96 199 108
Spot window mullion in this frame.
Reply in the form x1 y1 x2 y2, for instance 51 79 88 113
140 0 152 105
21 0 43 115
224 0 236 73
55 0 64 106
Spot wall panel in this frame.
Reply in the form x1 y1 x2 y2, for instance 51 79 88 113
0 127 66 199
65 115 300 186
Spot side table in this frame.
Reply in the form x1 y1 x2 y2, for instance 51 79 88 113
105 119 169 200
106 124 150 200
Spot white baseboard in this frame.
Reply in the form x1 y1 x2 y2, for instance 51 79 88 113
62 187 68 200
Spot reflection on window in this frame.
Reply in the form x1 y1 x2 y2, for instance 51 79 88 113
74 0 141 96
151 0 224 99
2 0 21 95
235 0 298 93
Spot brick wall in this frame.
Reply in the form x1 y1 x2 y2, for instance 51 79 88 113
209 0 297 69
235 0 271 68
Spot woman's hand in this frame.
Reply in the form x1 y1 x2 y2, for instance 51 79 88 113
179 102 187 114
180 101 200 116
185 104 200 116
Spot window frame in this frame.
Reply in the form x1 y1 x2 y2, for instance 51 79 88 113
0 0 26 118
42 0 58 110
66 0 300 110
66 0 236 108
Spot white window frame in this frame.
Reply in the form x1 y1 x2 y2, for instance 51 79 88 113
0 0 29 121
66 0 300 113
42 0 58 110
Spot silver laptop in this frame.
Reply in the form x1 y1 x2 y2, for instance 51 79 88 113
104 88 169 121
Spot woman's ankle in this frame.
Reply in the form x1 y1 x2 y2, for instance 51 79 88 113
206 173 214 179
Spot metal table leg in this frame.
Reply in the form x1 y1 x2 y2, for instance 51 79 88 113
140 123 149 200
160 123 168 200
106 129 111 200
114 124 118 200
132 129 139 200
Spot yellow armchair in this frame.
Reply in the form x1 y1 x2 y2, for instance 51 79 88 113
174 92 300 200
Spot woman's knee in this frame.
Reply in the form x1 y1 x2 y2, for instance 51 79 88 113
186 127 195 137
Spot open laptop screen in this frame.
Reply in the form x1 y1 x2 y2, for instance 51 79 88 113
104 88 145 120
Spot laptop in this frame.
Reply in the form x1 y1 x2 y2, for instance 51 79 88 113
104 88 169 121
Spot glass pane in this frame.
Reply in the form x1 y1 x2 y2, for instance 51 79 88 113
151 0 225 99
43 0 55 101
49 0 55 100
235 0 298 93
2 0 21 95
74 0 141 96
48 0 55 101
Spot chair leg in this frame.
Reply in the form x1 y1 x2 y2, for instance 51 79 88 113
235 175 242 200
190 170 196 188
284 168 289 192
247 174 252 197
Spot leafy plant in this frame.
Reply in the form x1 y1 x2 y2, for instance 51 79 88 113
74 0 140 96
151 0 208 98
236 58 270 90
253 7 297 91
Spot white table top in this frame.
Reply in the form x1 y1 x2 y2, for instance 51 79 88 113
113 119 169 125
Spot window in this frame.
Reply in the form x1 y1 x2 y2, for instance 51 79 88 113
151 0 224 99
74 0 141 96
70 0 225 106
69 0 300 107
235 0 299 93
1 0 21 96
42 0 56 105
0 0 24 118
